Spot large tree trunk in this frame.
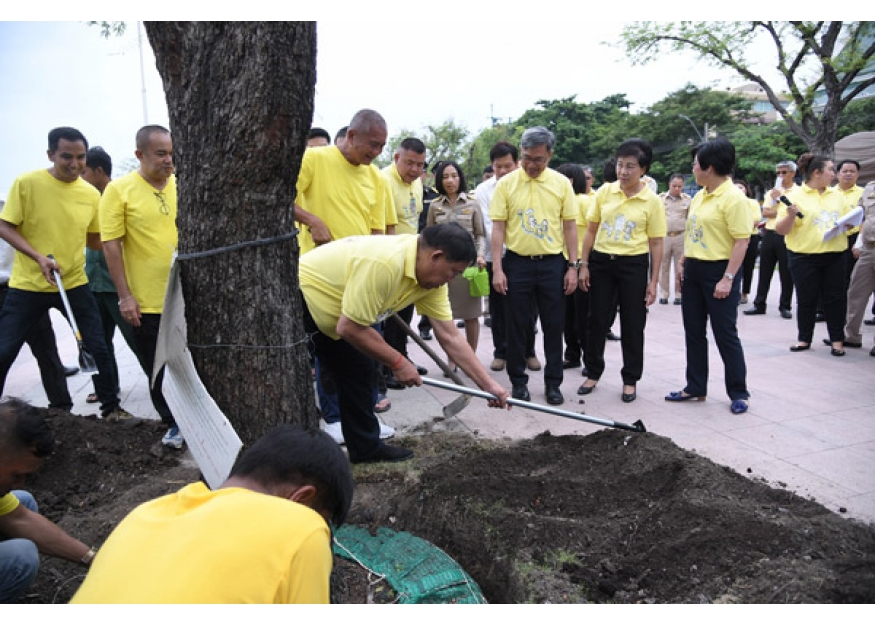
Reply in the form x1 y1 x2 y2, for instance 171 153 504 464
145 22 318 444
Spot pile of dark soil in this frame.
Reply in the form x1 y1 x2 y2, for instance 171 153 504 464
19 411 875 603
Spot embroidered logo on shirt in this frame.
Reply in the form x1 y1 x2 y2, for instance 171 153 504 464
687 214 707 250
600 215 638 242
516 208 553 242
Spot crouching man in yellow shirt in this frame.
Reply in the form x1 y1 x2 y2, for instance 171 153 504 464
71 425 354 604
299 223 510 464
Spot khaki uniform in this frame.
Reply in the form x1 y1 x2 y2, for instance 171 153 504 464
844 181 875 344
659 191 691 300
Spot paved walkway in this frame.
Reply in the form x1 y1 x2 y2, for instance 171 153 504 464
5 272 875 525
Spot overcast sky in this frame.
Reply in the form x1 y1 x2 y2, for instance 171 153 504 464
0 15 789 198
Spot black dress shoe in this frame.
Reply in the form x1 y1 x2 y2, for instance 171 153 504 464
673 298 682 305
865 317 875 326
779 308 792 319
606 331 621 341
814 312 826 322
351 444 414 464
658 298 668 305
577 381 597 395
64 365 79 377
822 338 862 348
511 384 530 401
545 385 564 405
562 359 581 369
743 307 765 315
419 328 432 340
456 320 466 328
621 386 637 403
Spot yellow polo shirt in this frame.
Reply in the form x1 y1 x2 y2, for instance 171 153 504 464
489 167 577 256
784 184 849 254
100 172 178 314
299 234 452 340
588 182 666 256
1 169 99 292
838 184 863 235
0 492 20 516
70 483 331 604
747 198 762 235
295 147 391 255
381 164 422 235
571 192 595 259
684 179 751 261
762 183 798 231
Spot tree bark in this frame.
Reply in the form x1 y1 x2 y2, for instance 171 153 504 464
145 22 318 444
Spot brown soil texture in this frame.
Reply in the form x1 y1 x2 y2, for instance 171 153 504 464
19 411 875 604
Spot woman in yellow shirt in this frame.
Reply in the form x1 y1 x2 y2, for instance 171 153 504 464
427 160 487 368
665 138 751 414
578 139 666 403
776 154 850 356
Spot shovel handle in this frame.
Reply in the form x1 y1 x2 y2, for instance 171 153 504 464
48 256 82 339
421 377 646 433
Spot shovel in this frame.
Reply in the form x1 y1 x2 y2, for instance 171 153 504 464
421 377 647 433
48 255 98 374
391 313 471 419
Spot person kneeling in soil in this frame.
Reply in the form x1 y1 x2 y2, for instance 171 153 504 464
0 398 97 603
299 222 510 464
71 425 354 604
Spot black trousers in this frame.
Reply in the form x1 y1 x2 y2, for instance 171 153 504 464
787 250 846 344
741 233 761 295
302 296 382 461
504 252 565 387
131 314 175 427
563 288 590 364
754 230 794 311
0 284 71 410
584 251 649 385
681 258 748 400
486 260 536 360
384 304 414 359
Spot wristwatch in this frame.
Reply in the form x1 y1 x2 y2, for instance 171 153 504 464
568 260 581 269
724 272 735 280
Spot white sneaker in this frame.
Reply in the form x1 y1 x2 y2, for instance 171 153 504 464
379 420 395 440
321 420 344 444
162 426 185 450
321 419 393 443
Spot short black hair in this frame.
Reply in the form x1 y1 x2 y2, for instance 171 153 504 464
0 398 55 458
693 137 736 177
836 159 861 172
420 222 477 265
433 160 468 196
308 127 331 143
334 126 349 143
602 158 618 183
398 137 426 154
556 163 587 195
229 425 354 526
86 146 113 177
669 173 685 184
489 141 518 163
616 138 653 172
136 125 171 151
483 165 493 174
48 127 88 152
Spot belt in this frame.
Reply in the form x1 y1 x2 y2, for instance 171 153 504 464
666 230 684 237
507 251 561 261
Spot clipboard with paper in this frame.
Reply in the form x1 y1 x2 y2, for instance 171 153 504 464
823 206 864 241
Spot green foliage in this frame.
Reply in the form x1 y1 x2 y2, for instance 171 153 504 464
380 118 474 180
725 123 806 192
86 21 127 38
837 96 875 137
618 21 875 154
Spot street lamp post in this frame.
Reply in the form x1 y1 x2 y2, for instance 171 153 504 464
678 114 709 143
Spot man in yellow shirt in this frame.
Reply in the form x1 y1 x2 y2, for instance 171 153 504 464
71 424 354 604
490 127 579 406
0 127 127 420
836 159 864 289
101 125 180 449
1 398 95 602
381 138 429 390
300 224 509 463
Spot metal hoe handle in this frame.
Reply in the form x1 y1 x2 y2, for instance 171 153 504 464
421 377 646 433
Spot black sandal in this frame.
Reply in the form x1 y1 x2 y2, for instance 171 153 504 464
86 393 99 404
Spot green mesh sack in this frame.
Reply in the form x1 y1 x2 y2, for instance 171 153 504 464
333 525 487 604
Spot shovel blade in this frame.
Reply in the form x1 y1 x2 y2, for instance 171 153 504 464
442 394 471 419
78 343 99 374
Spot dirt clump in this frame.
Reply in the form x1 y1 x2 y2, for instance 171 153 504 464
19 412 875 604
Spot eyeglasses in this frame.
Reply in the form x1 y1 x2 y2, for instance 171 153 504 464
521 155 548 166
154 192 170 216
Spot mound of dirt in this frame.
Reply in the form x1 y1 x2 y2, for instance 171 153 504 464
18 412 875 604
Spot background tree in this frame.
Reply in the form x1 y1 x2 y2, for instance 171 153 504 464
380 118 473 178
620 21 875 156
145 22 319 444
